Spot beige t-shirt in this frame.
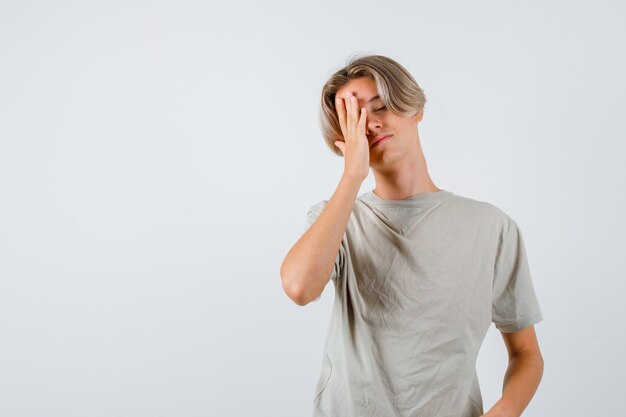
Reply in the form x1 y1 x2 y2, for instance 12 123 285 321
303 189 543 417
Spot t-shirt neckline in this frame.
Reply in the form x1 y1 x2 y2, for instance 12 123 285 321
361 189 453 207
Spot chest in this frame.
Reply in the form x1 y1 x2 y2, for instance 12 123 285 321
343 218 495 330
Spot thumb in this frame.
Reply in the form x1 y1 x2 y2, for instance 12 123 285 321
334 141 345 155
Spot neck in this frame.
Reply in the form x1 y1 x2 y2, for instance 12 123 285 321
371 136 440 200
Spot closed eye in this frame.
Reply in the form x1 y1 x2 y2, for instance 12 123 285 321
375 106 386 112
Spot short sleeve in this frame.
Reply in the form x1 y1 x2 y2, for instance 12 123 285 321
491 216 544 332
303 200 345 301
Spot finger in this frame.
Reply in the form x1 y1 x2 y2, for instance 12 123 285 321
358 107 367 131
348 94 357 124
346 94 358 140
335 95 347 140
358 107 368 145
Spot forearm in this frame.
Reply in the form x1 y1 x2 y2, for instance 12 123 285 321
488 352 544 417
281 174 363 304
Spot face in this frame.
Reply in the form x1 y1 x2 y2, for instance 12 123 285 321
335 77 424 167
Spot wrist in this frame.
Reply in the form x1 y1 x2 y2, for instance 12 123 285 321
487 400 516 417
341 172 367 184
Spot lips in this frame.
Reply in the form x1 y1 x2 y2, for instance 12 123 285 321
370 135 392 148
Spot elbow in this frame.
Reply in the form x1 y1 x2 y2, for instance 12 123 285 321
280 267 318 306
280 263 307 306
281 277 310 306
281 255 327 306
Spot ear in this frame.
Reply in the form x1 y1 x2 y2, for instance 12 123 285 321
414 108 424 123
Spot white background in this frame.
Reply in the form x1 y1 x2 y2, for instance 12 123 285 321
1 1 624 416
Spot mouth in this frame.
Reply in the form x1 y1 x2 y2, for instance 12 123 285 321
370 135 392 148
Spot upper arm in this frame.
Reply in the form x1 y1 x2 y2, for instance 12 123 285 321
491 215 544 333
500 324 543 359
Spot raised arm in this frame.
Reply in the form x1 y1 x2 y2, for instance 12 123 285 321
281 91 370 306
280 175 362 305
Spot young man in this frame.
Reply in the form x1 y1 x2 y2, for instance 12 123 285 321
280 54 544 417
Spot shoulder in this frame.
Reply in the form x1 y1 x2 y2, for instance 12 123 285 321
307 199 329 216
447 192 517 230
448 192 508 217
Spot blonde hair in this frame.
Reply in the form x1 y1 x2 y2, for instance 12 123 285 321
319 53 427 157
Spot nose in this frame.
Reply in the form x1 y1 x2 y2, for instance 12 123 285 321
366 115 381 135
